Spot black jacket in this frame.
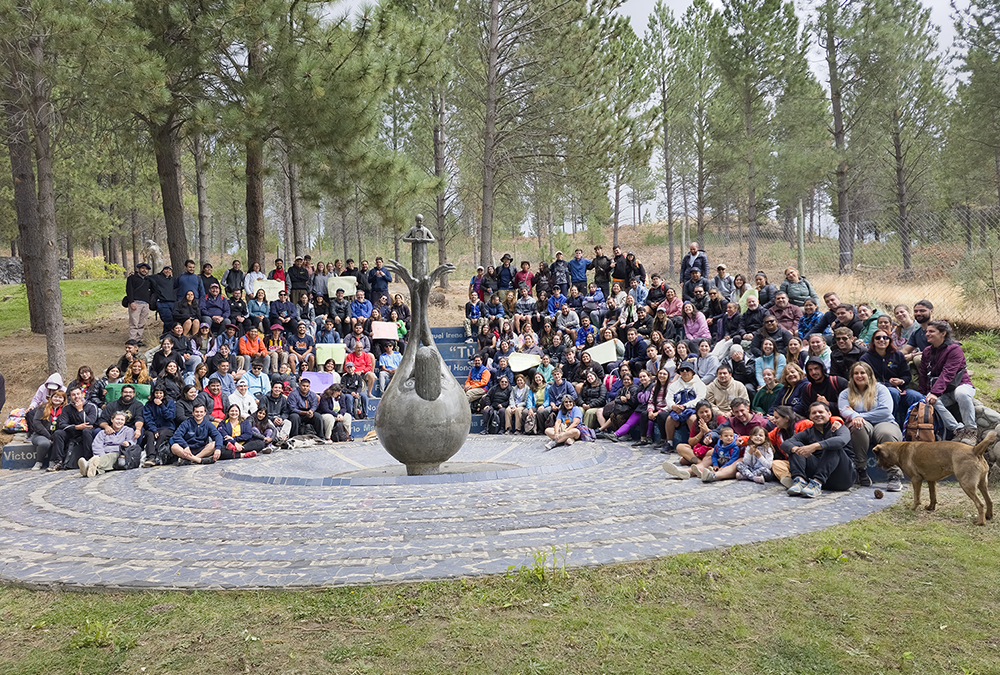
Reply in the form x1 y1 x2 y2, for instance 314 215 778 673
588 255 612 284
578 382 607 408
484 385 512 409
149 272 174 304
258 393 292 420
125 273 154 305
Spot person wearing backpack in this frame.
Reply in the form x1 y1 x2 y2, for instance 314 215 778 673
837 362 904 491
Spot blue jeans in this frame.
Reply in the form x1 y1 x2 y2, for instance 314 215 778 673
157 301 174 327
182 355 203 384
887 387 925 427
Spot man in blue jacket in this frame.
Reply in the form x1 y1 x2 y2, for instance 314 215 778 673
170 403 224 464
568 249 591 294
367 256 393 303
349 290 373 328
287 378 321 437
201 283 231 335
174 259 205 303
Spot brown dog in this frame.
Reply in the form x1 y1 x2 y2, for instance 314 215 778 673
872 430 995 525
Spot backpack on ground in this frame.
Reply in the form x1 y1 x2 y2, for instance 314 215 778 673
117 442 143 470
523 411 537 435
903 401 939 442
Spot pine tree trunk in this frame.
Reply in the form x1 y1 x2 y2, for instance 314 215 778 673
152 120 188 272
893 123 911 273
479 0 500 269
662 85 675 275
960 204 972 252
744 91 758 275
341 210 349 261
433 92 449 289
809 186 816 243
824 12 852 274
613 178 620 248
120 231 128 272
277 145 293 259
28 36 67 374
354 186 363 261
66 232 74 278
4 94 44 333
680 173 689 251
289 160 304 256
245 137 266 270
194 131 210 264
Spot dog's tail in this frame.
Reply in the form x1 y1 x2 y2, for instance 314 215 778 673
973 430 997 458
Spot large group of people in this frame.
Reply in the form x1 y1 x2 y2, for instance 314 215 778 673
24 254 411 476
18 242 979 497
461 242 979 497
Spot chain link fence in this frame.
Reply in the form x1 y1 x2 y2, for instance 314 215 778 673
634 205 1000 331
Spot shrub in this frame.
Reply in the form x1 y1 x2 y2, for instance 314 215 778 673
73 256 127 280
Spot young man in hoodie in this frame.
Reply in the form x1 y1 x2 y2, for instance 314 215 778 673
830 327 865 379
800 358 848 417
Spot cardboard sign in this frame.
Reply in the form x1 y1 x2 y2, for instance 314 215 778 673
327 276 357 298
105 382 151 405
585 340 618 365
254 279 286 302
300 371 340 391
371 321 398 340
315 343 347 366
507 353 542 372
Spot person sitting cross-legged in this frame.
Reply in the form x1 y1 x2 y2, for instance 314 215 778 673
170 403 224 465
781 400 857 498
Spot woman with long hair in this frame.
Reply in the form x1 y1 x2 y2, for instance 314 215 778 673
755 337 786 386
123 358 152 385
244 261 266 296
29 389 67 470
840 361 904 488
248 288 269 333
142 386 176 466
919 319 977 444
754 271 777 308
681 302 711 342
673 399 727 467
860 327 924 426
772 362 807 414
173 290 201 336
156 360 185 400
785 336 806 370
250 407 277 452
68 366 95 398
218 404 266 459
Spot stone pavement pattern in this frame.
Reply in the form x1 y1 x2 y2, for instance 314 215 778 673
0 437 898 590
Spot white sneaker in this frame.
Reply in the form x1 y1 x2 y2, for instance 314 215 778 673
78 457 88 477
779 475 794 488
544 440 557 451
662 462 690 480
689 464 705 479
30 462 44 471
87 457 99 478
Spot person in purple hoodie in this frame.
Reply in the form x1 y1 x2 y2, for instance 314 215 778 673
81 411 133 477
918 319 976 444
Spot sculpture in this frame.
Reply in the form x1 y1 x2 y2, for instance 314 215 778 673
375 215 471 475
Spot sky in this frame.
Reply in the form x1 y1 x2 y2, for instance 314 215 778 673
619 0 961 69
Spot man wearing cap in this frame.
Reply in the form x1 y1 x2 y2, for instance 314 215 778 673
240 358 270 398
288 256 311 298
150 265 175 331
587 245 612 299
201 283 231 335
268 289 297 331
470 266 486 301
682 268 711 302
680 241 709 284
497 254 515 290
712 264 735 302
645 274 667 312
340 360 367 419
125 262 154 344
367 256 393 303
550 251 570 297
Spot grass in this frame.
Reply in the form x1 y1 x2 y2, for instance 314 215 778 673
0 279 124 337
961 331 1000 408
1 485 998 675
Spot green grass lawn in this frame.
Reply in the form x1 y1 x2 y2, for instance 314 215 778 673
1 486 997 675
0 280 124 337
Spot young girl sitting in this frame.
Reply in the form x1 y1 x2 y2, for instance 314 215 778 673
735 426 774 484
662 424 740 483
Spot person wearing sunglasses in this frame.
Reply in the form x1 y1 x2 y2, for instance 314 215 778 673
860 328 925 427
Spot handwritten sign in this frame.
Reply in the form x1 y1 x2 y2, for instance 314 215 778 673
371 321 398 340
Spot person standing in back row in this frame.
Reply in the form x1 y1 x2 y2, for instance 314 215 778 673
125 262 154 345
680 242 708 284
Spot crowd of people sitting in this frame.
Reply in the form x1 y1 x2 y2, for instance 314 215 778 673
18 242 977 497
461 242 978 497
23 254 411 477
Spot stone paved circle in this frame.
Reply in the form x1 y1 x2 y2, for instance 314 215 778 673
0 437 898 590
